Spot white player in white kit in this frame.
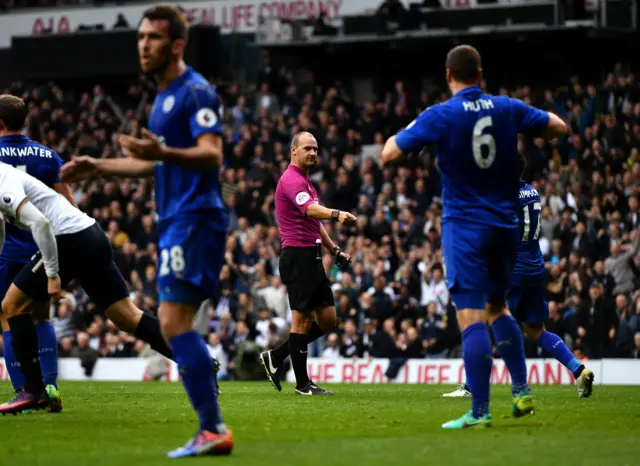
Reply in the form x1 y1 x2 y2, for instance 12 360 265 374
0 162 174 415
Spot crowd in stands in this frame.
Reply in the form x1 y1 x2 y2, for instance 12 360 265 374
0 57 640 381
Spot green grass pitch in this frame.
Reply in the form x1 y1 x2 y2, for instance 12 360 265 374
0 382 638 466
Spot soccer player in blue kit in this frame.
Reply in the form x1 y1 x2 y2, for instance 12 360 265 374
0 94 75 412
382 45 567 428
509 153 594 397
61 5 233 457
443 155 596 400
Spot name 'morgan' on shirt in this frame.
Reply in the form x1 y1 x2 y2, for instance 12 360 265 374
275 164 322 248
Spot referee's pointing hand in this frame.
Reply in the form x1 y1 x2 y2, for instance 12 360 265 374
338 211 357 225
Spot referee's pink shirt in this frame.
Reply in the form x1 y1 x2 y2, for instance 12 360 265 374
275 164 322 248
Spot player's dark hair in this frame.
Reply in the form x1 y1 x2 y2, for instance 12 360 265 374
141 4 189 42
446 45 482 85
0 94 28 132
518 152 527 179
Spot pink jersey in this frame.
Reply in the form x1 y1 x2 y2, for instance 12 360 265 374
275 164 322 248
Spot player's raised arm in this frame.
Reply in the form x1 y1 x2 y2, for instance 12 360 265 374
60 155 154 182
511 98 568 140
381 106 444 164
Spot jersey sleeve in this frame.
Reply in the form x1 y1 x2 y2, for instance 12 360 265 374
511 98 550 135
281 178 315 215
0 176 27 218
184 83 223 141
395 106 444 153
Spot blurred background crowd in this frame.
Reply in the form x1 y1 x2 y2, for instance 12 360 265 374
0 54 639 379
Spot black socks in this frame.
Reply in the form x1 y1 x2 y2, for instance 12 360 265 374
135 313 175 361
288 332 310 388
8 314 44 395
271 321 326 367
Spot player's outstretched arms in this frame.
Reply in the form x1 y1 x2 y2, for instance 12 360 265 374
539 112 568 140
381 136 404 165
119 129 222 169
381 107 442 165
60 155 154 182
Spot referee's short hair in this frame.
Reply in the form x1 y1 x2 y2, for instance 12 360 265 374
290 131 315 151
0 95 28 132
446 45 482 85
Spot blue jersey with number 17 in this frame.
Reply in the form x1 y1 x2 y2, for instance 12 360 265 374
512 181 545 283
148 66 228 304
395 86 549 228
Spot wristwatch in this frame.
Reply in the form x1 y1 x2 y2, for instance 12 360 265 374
331 210 340 222
332 246 341 258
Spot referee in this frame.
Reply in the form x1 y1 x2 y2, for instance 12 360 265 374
260 131 356 396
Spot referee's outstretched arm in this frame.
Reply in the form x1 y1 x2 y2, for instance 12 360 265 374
306 203 356 225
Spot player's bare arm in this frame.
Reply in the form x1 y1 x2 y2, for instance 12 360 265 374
125 128 223 169
381 135 403 164
53 182 78 208
60 155 154 182
539 112 568 140
306 204 357 224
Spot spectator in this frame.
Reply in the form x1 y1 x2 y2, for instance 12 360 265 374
605 230 640 295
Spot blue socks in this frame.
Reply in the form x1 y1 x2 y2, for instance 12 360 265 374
170 331 223 432
537 330 583 376
462 322 493 418
492 315 529 396
35 321 58 387
3 331 25 392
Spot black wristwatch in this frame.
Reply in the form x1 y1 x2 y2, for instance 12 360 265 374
331 210 340 222
332 246 341 258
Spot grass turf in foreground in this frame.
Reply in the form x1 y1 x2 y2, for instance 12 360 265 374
0 382 637 466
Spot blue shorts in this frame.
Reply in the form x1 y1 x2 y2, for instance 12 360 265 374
507 284 548 324
0 259 28 298
442 220 517 311
157 219 226 307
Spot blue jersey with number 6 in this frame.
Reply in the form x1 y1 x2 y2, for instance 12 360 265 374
148 67 228 305
512 181 545 284
395 86 549 229
394 86 549 310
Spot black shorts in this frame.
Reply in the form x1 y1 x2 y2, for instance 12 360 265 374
13 222 129 309
279 247 334 312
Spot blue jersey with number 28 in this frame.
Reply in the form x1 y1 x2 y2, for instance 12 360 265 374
148 66 229 303
395 86 549 228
